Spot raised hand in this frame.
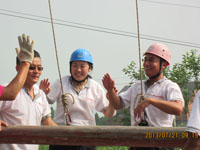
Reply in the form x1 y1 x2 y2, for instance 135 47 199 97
39 78 50 95
102 73 115 92
16 33 34 64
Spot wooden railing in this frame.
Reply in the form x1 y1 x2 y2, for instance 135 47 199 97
0 126 190 147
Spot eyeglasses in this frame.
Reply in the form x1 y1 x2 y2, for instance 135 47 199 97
29 65 43 71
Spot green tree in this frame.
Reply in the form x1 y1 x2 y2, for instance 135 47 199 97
122 61 146 85
166 50 200 113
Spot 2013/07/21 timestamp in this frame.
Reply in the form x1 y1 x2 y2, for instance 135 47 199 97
145 132 199 139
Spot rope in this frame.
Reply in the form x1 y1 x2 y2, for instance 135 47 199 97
133 94 145 125
135 0 143 96
62 93 75 125
48 0 63 94
47 0 72 125
134 0 145 124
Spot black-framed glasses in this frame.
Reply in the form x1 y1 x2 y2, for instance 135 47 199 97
29 65 43 71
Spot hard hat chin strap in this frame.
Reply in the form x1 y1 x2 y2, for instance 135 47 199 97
71 75 89 84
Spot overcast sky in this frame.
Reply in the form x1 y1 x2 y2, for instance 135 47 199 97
0 0 200 92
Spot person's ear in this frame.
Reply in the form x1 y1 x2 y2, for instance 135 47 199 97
16 65 20 72
88 63 93 72
88 67 92 72
162 61 168 70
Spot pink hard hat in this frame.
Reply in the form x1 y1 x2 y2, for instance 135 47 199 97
145 43 171 65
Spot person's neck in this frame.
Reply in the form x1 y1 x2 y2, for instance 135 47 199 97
24 83 35 99
72 79 88 93
24 81 34 89
147 74 164 88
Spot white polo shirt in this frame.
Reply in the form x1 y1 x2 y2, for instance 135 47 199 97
47 76 109 126
186 90 200 136
0 84 51 150
119 78 184 127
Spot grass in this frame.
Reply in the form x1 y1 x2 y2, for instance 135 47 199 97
39 145 129 150
39 145 49 150
97 146 129 150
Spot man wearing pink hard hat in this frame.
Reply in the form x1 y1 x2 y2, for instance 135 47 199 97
102 43 184 150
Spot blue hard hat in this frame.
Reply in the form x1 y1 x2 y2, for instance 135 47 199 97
70 48 93 64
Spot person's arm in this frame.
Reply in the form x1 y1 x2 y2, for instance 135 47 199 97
103 102 115 118
184 91 200 149
134 97 183 119
147 98 183 115
0 62 30 100
0 33 34 100
102 73 122 109
42 116 57 126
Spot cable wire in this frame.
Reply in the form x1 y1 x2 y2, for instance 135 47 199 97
0 10 200 49
1 8 200 47
140 0 200 9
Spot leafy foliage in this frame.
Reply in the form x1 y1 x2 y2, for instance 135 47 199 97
51 107 55 119
122 61 146 85
39 145 49 150
166 50 200 113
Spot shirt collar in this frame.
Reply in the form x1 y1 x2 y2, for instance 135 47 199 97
23 84 40 100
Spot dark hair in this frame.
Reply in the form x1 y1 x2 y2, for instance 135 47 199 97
16 50 40 65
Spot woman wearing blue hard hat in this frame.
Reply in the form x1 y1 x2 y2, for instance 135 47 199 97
69 48 93 83
40 48 116 150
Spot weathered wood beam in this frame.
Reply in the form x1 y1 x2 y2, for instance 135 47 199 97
0 126 189 147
